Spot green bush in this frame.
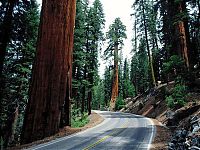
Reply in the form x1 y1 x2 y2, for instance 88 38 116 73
166 96 175 108
115 97 125 110
163 55 184 75
71 113 89 128
165 84 187 109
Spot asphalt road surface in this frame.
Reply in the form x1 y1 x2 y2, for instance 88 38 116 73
28 111 155 150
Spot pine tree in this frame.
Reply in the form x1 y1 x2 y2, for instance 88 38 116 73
122 58 135 99
0 1 40 147
72 0 89 114
134 0 156 87
86 0 105 115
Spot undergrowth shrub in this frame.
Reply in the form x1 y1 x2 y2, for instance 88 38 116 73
71 106 89 128
165 83 187 109
71 112 89 128
115 96 125 110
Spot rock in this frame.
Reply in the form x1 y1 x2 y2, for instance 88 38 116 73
168 114 200 150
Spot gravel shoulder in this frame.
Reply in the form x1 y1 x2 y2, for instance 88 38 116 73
150 119 172 150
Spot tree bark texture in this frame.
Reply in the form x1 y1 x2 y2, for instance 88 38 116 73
175 2 189 68
168 0 190 68
110 44 119 111
21 0 76 144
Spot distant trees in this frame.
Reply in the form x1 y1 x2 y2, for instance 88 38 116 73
131 0 200 93
122 58 135 99
104 18 127 111
21 0 76 144
72 0 105 115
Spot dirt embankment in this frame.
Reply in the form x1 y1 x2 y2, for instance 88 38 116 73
121 82 200 150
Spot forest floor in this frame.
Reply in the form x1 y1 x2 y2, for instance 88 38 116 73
8 111 104 150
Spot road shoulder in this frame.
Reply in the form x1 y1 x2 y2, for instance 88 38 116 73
150 119 172 150
8 111 104 150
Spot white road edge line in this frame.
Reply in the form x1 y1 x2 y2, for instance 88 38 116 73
147 118 155 150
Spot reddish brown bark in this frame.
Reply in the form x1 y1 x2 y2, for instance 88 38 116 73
168 0 190 69
21 0 76 144
110 44 119 111
175 2 189 68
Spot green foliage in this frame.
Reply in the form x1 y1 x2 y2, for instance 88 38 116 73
71 106 89 128
130 38 149 93
0 1 39 146
92 79 105 110
165 83 187 109
71 105 89 128
104 17 127 60
162 52 188 110
71 111 89 128
0 136 3 150
72 0 105 114
115 96 125 111
163 55 184 74
123 58 135 98
103 66 112 106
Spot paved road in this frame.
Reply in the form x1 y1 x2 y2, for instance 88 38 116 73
28 111 155 150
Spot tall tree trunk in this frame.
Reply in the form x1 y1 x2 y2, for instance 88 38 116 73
141 0 156 87
133 17 138 95
175 2 189 68
168 0 190 69
21 0 76 144
88 90 92 115
110 44 118 111
3 106 18 147
81 80 86 114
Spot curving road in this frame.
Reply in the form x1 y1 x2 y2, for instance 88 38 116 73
28 111 155 150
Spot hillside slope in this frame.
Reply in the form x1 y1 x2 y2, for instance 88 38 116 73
121 81 200 149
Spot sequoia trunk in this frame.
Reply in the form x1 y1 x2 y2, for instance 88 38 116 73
21 0 76 144
175 2 189 68
110 44 119 111
168 0 190 69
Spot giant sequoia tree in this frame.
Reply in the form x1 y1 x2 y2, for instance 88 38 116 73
104 18 126 111
165 0 190 69
21 0 76 144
